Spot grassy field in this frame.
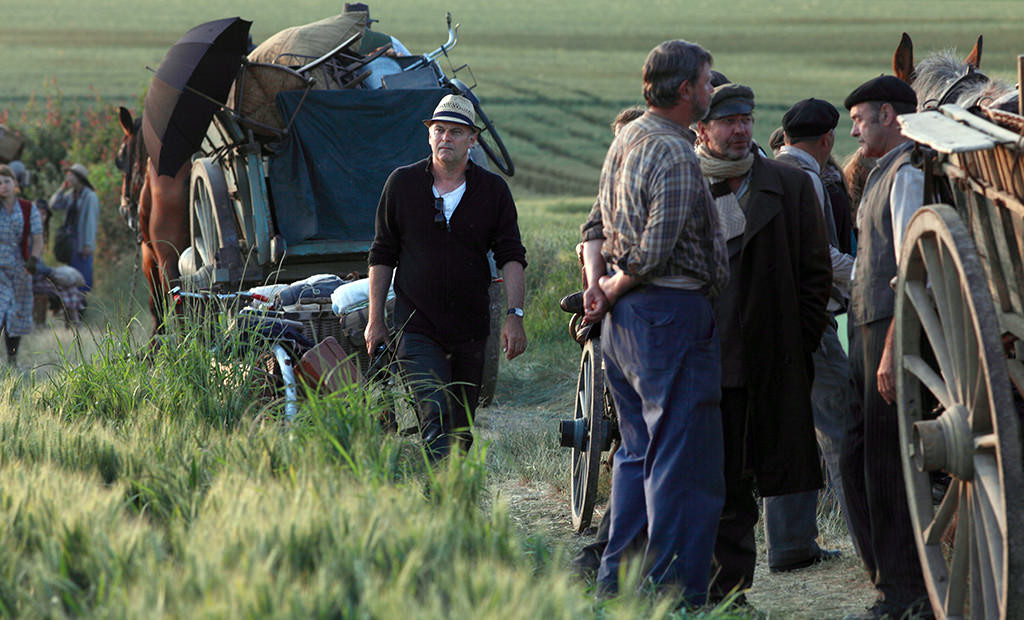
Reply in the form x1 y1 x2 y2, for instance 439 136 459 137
2 2 1021 616
5 0 1024 197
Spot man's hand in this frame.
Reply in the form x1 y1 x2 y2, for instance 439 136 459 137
582 282 609 324
364 318 389 356
81 245 93 257
877 321 897 405
502 315 527 360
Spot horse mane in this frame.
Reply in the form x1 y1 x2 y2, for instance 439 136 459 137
913 49 1015 111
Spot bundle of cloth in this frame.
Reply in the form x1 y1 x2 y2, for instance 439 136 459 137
33 262 86 326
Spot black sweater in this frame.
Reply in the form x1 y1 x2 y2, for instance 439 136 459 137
368 158 527 343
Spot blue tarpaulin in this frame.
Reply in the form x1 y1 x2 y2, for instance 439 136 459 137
269 88 448 245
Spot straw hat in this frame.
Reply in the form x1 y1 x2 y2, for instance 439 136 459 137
67 163 93 189
423 94 481 132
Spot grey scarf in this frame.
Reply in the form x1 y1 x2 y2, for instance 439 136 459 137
696 146 754 241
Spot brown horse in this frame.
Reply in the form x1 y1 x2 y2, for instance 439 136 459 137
116 107 190 334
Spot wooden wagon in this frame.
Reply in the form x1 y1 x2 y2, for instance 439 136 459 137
895 99 1024 619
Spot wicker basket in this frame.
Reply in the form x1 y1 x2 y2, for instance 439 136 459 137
281 303 346 345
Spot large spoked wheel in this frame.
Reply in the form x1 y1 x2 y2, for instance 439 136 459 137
569 337 606 532
895 204 1024 620
189 159 231 271
449 80 514 176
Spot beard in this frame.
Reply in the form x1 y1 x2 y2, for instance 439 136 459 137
692 99 709 123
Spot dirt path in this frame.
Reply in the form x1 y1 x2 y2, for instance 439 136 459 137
478 404 880 619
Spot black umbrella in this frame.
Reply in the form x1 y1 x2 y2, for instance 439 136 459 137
143 17 251 177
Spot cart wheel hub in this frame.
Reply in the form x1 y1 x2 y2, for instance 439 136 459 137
558 418 588 451
912 404 974 480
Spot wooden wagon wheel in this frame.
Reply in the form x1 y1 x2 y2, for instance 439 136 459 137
561 337 606 533
895 204 1024 620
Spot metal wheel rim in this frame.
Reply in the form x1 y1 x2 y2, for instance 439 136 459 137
896 204 1024 620
570 337 605 532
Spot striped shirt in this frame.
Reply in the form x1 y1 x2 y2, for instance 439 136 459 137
582 112 728 296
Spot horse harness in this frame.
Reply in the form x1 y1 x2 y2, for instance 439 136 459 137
926 65 990 111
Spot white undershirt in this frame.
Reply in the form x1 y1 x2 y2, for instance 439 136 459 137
432 182 466 224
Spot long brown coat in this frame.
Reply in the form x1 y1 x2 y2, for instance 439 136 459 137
728 154 832 496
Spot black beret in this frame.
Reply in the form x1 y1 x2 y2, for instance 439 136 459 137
844 75 917 110
783 98 839 138
705 83 754 120
710 70 731 88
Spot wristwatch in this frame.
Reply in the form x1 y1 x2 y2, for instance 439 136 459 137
507 307 524 318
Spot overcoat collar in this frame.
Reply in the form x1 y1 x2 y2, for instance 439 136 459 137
742 154 783 246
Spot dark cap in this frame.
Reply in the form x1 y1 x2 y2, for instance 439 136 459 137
783 98 839 138
705 83 755 120
710 70 730 87
768 126 786 152
844 75 917 110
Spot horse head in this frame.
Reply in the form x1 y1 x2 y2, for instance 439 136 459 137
892 33 1016 112
116 106 147 235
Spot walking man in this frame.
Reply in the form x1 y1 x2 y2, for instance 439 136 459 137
694 83 832 601
580 39 728 604
365 94 528 462
841 75 930 619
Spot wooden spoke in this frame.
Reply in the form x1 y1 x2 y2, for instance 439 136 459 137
945 483 970 614
905 280 956 392
924 478 961 546
904 354 953 409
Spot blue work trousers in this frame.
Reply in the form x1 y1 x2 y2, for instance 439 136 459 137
596 286 725 605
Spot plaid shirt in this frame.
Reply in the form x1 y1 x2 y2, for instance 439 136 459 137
582 112 728 295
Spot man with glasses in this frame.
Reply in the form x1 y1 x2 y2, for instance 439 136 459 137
366 94 527 462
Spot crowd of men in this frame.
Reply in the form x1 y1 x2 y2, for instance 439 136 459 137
366 36 931 620
573 42 929 619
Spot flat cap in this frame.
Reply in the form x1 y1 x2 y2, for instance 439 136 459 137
844 75 917 110
783 98 839 138
710 70 731 87
706 83 754 120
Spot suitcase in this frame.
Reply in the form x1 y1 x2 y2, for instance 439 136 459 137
297 336 361 393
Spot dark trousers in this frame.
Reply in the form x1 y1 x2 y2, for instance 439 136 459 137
841 318 926 607
596 287 725 605
397 331 485 462
710 386 758 600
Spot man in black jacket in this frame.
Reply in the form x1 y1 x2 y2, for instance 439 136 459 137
695 83 832 601
366 94 527 462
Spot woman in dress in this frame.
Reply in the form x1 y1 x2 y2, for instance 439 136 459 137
0 164 43 364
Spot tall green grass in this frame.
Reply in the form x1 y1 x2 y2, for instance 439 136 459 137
0 308 754 617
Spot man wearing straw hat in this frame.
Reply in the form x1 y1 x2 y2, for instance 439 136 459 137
366 94 527 462
49 163 99 292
